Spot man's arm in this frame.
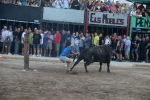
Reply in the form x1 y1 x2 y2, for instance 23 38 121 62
120 42 123 50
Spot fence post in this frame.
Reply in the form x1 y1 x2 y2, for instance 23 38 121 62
24 34 29 69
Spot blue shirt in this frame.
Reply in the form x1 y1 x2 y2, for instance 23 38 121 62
84 37 90 48
60 47 72 56
107 1 112 6
61 34 67 44
43 35 49 45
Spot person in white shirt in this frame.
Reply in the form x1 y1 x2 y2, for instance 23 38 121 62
21 29 28 55
79 33 85 52
62 0 70 9
46 31 54 57
1 26 9 54
104 34 111 45
7 28 14 55
40 30 44 57
71 33 75 51
124 36 131 60
74 32 80 53
55 0 62 8
130 7 137 16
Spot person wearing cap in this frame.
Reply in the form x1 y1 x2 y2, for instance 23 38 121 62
1 26 9 54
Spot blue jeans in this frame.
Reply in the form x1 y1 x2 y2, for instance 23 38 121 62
14 39 19 55
61 43 65 53
74 45 79 53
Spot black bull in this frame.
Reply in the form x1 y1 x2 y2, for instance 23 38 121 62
70 45 112 73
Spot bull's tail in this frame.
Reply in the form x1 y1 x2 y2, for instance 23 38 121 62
70 58 82 71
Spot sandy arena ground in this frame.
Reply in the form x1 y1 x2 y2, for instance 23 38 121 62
0 58 150 100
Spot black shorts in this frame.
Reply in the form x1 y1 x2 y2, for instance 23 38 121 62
30 44 33 48
116 49 123 54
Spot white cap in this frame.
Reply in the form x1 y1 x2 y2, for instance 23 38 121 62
4 26 7 28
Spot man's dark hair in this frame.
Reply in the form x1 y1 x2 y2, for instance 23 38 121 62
67 42 71 46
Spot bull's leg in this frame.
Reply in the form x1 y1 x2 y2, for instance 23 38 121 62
99 62 102 72
107 62 110 73
84 57 93 73
70 59 81 71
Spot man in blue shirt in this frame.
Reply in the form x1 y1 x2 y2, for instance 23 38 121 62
59 42 79 72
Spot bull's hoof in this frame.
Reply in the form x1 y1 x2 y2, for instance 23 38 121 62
107 70 110 73
86 71 89 73
99 69 101 72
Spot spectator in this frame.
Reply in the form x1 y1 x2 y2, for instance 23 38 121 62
115 1 119 9
131 36 140 62
86 0 94 11
32 29 42 57
115 35 124 62
62 0 70 9
94 32 99 47
1 26 8 54
71 32 75 51
60 30 67 53
21 29 28 55
74 32 80 53
94 2 101 12
31 1 39 7
121 3 126 15
117 6 122 14
40 29 44 57
7 28 13 55
145 36 150 63
47 31 54 57
70 0 79 10
124 36 131 61
141 8 145 17
14 28 21 55
130 7 137 16
55 0 62 8
79 33 85 52
140 37 147 62
2 0 9 4
16 0 22 5
126 6 131 15
99 33 104 45
65 31 71 47
54 30 61 57
84 33 90 49
22 0 27 6
100 3 106 12
105 4 110 13
110 3 116 15
145 12 150 17
136 8 142 17
28 28 33 56
138 3 144 11
42 31 49 56
79 1 86 10
107 0 112 7
104 34 111 45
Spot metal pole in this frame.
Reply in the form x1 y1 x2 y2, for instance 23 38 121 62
24 34 29 69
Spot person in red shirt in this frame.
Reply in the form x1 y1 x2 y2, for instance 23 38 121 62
54 30 61 57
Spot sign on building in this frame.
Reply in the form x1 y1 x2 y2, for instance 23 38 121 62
89 12 128 26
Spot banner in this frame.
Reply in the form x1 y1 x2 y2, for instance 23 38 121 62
130 16 150 28
0 4 42 22
89 12 127 26
43 7 84 23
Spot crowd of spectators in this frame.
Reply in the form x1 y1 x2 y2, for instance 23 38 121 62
0 25 150 63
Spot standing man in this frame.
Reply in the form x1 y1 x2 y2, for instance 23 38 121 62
94 32 99 47
1 26 9 54
84 33 90 49
28 28 33 56
104 34 111 45
32 30 42 57
14 27 21 55
131 36 140 62
54 30 61 57
71 33 75 51
40 29 44 57
79 33 85 52
46 31 54 57
115 35 124 62
124 36 131 61
60 30 67 53
21 29 28 56
65 31 71 47
140 37 147 62
99 33 104 45
145 36 150 63
7 28 13 55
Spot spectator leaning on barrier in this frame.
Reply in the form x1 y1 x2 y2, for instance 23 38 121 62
70 0 79 10
55 0 62 8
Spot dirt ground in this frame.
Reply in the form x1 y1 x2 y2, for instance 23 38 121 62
0 58 150 100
